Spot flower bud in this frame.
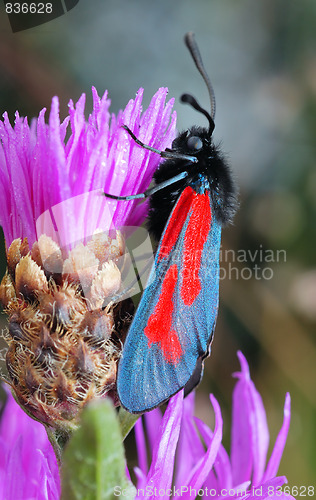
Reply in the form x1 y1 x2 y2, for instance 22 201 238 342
0 232 133 431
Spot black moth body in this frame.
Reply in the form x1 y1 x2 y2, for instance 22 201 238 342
147 125 237 243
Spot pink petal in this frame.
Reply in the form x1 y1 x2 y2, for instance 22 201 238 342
262 393 291 482
134 466 147 491
182 395 223 498
194 415 233 489
174 393 205 489
0 388 60 499
231 351 269 486
4 437 24 500
231 355 253 483
140 391 183 497
37 450 61 500
144 407 163 456
134 417 148 477
47 96 70 201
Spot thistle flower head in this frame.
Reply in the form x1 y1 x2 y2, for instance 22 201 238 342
0 87 176 247
0 87 176 429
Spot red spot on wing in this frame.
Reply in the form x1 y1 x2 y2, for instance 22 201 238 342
144 264 182 364
181 191 211 306
157 186 195 261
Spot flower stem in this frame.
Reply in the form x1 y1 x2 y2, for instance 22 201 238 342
45 424 78 468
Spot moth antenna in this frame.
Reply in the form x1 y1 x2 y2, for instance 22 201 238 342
180 94 215 134
184 32 216 120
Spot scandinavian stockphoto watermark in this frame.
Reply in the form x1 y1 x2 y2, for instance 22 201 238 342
3 0 80 32
35 192 286 310
219 246 286 281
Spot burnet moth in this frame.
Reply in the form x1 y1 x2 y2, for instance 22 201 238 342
104 32 237 413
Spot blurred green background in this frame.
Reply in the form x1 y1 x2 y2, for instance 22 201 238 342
0 0 315 489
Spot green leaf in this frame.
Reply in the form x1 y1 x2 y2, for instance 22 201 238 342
61 399 135 500
118 406 140 440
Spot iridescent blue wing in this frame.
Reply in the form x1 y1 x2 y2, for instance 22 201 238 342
117 185 221 413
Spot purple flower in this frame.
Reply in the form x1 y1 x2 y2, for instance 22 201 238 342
0 352 293 500
133 352 294 499
0 387 60 500
0 88 176 428
0 87 176 247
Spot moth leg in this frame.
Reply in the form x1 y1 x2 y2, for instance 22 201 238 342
103 171 189 201
122 125 198 163
102 257 154 311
